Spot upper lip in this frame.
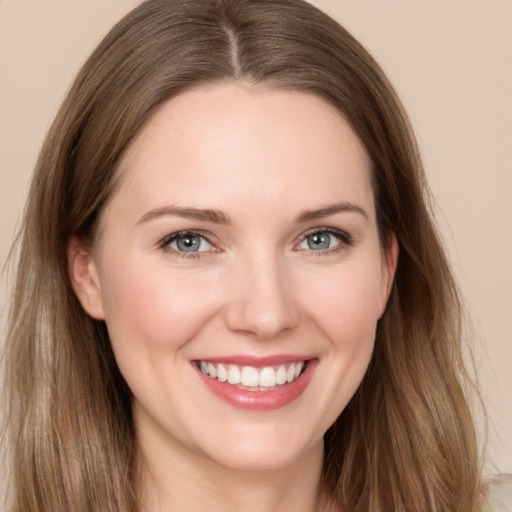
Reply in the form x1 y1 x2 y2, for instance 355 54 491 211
193 354 314 367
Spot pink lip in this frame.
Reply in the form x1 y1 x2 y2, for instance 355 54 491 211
193 357 318 411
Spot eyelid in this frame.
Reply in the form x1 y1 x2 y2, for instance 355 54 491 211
160 229 219 257
161 229 213 245
158 227 353 259
294 226 354 252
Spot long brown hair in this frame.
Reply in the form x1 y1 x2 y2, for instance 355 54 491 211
2 0 484 510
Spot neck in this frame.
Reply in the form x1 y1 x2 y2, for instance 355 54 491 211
135 423 326 512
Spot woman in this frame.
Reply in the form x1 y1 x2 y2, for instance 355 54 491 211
1 0 494 510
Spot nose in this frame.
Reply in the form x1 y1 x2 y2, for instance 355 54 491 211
223 250 300 339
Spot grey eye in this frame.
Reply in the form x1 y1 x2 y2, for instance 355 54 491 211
306 233 331 250
168 233 212 253
297 230 348 252
306 233 332 250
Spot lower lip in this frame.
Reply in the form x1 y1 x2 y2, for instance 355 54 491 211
194 359 318 411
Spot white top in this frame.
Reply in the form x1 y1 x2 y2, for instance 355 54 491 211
485 474 512 512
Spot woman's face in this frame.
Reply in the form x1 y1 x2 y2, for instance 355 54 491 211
71 83 397 472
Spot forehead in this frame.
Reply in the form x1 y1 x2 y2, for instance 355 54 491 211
112 83 374 222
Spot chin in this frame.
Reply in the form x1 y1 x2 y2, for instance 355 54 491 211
192 422 323 473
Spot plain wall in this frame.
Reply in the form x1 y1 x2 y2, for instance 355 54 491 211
1 0 511 475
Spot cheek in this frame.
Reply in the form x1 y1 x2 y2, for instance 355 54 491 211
284 260 383 433
298 258 384 348
99 259 221 360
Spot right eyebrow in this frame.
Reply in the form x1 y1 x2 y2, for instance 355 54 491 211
136 205 232 226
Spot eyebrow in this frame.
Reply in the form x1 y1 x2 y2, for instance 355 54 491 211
136 201 368 227
136 206 232 226
295 202 369 223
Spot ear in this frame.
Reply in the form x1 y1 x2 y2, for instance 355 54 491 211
67 236 105 320
378 232 399 318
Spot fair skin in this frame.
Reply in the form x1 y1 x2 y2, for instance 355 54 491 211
69 83 398 512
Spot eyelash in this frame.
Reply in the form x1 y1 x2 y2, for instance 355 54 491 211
295 227 354 256
159 227 354 259
160 230 216 260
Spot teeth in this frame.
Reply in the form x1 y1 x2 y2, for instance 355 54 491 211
227 365 241 385
259 367 275 387
198 360 306 390
207 363 217 379
241 366 259 387
217 364 228 382
276 365 287 385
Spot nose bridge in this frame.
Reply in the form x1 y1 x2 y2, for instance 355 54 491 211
224 245 299 338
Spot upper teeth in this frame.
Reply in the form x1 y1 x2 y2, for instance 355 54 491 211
199 361 305 389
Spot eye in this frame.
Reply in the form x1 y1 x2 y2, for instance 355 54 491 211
296 229 351 252
163 231 214 254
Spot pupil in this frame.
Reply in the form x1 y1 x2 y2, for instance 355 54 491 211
308 233 330 250
177 235 199 252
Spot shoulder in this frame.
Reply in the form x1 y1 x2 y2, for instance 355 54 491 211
484 474 512 512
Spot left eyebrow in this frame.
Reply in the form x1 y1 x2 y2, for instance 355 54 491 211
295 202 369 223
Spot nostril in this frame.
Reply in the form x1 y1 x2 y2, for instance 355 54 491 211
223 297 300 338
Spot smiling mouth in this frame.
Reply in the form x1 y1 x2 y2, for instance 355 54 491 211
194 360 308 391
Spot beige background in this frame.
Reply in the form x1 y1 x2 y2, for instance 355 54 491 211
1 0 511 475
